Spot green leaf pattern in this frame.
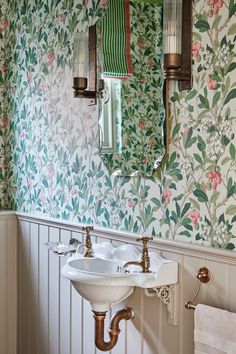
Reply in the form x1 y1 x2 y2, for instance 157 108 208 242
0 0 235 250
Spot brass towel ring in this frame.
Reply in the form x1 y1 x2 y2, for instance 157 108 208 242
185 267 211 310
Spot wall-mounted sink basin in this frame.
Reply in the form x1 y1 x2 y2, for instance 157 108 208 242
62 243 178 312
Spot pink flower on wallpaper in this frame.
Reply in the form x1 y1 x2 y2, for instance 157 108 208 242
163 189 172 204
192 43 202 61
39 194 45 202
71 185 78 196
47 52 56 65
147 59 154 69
48 166 55 179
207 77 218 90
208 0 224 16
183 127 189 134
39 82 46 91
138 119 146 130
189 210 200 225
59 15 65 22
149 138 156 146
0 161 7 169
101 0 107 9
128 200 136 208
19 131 25 139
1 116 8 129
95 198 101 205
28 73 33 84
206 171 222 191
137 39 145 48
48 105 54 114
1 64 6 73
27 179 32 190
1 19 8 30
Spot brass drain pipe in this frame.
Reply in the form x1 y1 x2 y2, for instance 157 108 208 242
93 307 134 351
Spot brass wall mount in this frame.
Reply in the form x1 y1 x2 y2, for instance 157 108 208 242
185 267 211 310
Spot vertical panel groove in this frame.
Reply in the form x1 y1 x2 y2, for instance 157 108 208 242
179 255 184 354
81 298 84 354
58 228 61 354
141 290 144 354
69 231 72 354
28 224 31 354
226 264 230 310
47 227 50 354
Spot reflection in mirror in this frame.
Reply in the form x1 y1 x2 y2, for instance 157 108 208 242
97 0 168 177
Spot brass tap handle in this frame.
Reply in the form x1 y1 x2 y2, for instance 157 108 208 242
82 225 94 257
136 236 153 273
82 225 94 234
136 236 153 247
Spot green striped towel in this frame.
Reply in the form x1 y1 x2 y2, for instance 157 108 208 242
100 0 132 79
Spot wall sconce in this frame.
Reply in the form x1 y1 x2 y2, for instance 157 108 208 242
73 25 98 105
163 0 192 91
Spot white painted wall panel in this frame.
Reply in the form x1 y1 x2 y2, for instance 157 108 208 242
6 216 17 354
0 213 17 354
38 224 49 354
16 214 236 354
0 218 8 354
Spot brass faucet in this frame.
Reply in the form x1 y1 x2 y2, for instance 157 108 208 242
82 225 94 257
123 236 153 273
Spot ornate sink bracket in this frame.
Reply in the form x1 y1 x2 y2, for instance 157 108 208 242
144 284 179 326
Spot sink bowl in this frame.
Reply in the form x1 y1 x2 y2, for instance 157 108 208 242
62 257 134 311
62 243 178 312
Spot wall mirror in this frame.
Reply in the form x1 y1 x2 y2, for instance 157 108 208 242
97 0 168 177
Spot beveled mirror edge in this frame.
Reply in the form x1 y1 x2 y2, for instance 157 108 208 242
97 2 168 177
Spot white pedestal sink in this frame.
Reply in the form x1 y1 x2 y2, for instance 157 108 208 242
62 243 178 313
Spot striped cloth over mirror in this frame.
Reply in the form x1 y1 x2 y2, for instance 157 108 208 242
99 0 133 79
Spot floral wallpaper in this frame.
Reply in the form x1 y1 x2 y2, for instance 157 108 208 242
1 0 236 250
0 1 8 208
100 1 166 176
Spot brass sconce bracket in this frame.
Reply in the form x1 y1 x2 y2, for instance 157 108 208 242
144 284 179 326
73 25 97 105
163 0 193 91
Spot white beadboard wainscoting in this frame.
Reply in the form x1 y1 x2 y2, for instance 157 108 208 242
15 212 236 354
0 212 17 354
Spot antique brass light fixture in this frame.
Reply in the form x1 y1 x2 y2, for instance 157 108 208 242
73 25 98 105
163 0 192 90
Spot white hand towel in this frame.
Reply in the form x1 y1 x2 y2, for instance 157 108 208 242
194 304 236 354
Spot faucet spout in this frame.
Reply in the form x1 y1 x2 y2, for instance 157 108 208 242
123 261 143 273
123 236 153 273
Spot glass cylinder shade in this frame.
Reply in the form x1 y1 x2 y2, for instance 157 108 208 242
73 32 89 79
163 0 183 55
